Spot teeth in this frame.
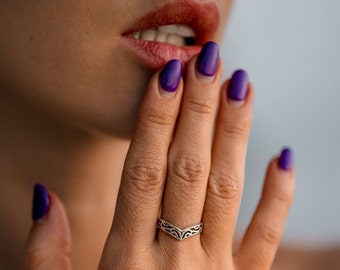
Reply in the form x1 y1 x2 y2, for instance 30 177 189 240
167 34 185 47
158 25 195 37
132 32 140 39
158 24 179 35
140 30 157 41
155 31 168 43
177 25 196 37
130 24 196 46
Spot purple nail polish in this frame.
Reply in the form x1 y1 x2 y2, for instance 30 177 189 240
278 148 293 171
32 183 50 221
159 59 182 92
228 70 249 101
197 41 220 76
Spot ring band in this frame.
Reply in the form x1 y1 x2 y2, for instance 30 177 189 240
157 218 203 241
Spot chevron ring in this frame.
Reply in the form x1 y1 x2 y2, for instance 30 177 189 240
157 218 203 241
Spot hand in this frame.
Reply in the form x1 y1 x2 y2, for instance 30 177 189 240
24 42 295 270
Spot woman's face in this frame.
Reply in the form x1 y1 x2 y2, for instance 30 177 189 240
0 0 232 138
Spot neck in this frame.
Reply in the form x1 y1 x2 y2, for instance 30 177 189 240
0 93 130 269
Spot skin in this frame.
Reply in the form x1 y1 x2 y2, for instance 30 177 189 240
24 56 296 270
0 0 230 137
0 1 228 268
1 0 331 269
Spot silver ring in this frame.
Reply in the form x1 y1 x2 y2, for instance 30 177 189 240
157 218 203 241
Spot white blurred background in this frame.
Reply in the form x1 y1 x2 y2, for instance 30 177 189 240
221 0 340 247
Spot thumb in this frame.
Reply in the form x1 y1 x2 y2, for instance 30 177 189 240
24 184 72 270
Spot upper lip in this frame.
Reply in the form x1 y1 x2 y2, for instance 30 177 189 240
122 0 221 45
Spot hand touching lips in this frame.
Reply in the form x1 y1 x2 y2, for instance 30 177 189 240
120 0 220 70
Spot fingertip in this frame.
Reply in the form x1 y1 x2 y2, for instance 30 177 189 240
193 58 223 84
185 43 223 85
25 188 71 270
263 150 296 201
224 69 253 108
197 41 220 77
32 183 50 222
158 59 183 97
266 149 296 185
28 188 71 242
278 147 294 171
228 70 248 100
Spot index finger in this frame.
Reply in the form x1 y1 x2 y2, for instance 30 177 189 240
109 60 183 245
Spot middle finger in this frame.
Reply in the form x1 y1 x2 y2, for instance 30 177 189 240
159 42 221 242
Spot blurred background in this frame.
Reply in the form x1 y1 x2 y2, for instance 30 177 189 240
221 0 340 248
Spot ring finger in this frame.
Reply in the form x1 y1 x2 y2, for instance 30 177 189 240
202 71 253 255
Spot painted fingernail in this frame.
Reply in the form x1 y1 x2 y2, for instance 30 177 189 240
197 41 220 76
159 59 182 92
278 147 293 171
228 70 249 101
32 183 50 221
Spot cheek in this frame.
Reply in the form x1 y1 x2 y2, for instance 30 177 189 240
0 1 153 139
4 43 152 138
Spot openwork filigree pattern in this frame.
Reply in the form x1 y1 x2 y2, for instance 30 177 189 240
157 218 203 241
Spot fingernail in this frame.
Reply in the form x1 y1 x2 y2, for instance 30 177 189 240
197 41 220 76
278 148 293 171
228 69 249 101
32 183 50 221
159 59 182 92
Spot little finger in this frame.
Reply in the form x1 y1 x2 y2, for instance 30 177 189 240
235 149 295 270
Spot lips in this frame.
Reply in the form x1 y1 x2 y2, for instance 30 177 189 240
120 0 220 70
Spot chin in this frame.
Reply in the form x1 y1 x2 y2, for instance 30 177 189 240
71 67 153 140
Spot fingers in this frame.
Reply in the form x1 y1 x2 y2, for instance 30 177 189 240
202 71 253 253
235 149 295 270
110 60 184 244
159 42 222 239
25 184 71 270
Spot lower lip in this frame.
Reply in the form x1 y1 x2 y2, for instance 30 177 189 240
119 36 202 70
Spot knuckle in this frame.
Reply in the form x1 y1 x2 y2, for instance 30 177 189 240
268 187 294 207
25 246 48 269
25 245 71 270
124 157 164 193
250 249 269 269
160 247 204 270
141 108 173 129
208 170 242 202
259 222 282 246
101 247 156 270
221 115 252 142
186 99 215 116
169 153 208 186
221 123 249 142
